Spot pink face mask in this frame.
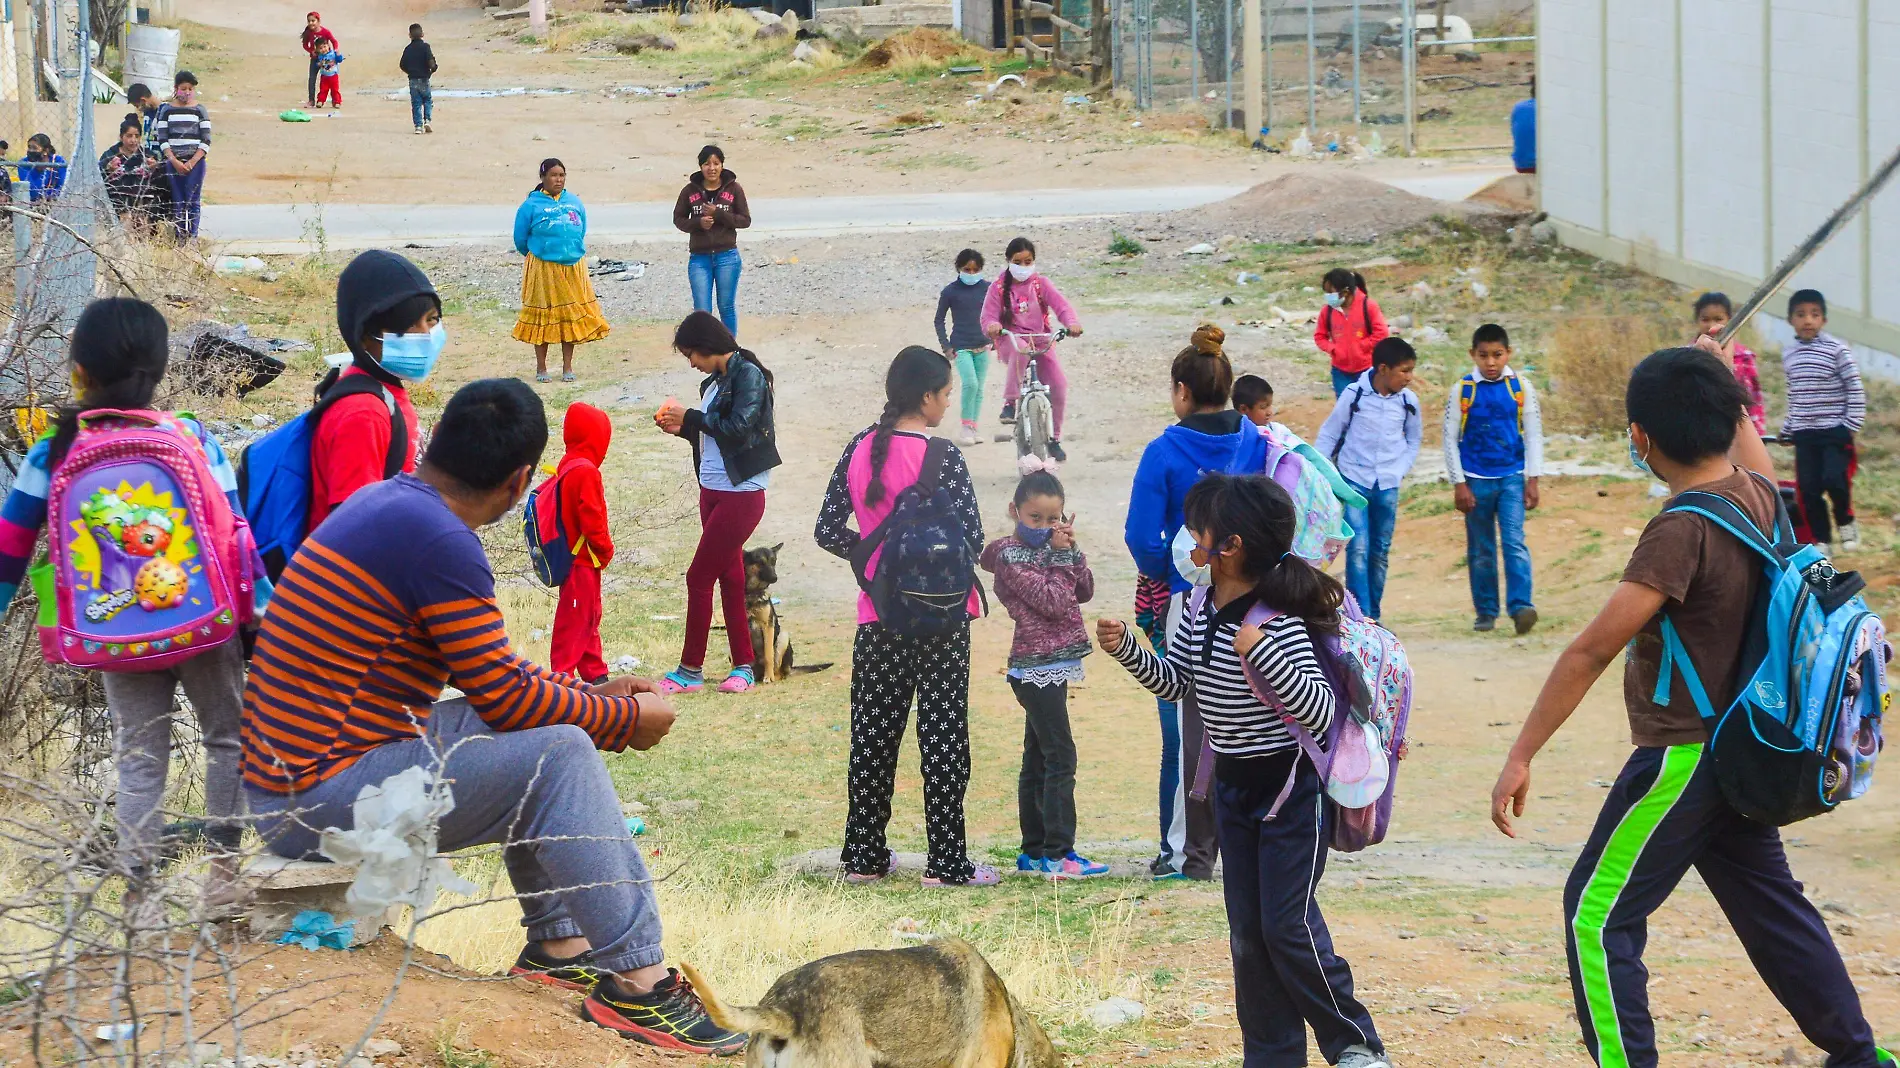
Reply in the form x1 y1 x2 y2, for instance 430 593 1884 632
174 86 195 105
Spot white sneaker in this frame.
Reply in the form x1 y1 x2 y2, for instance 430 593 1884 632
414 126 424 135
424 121 433 133
1337 1046 1391 1068
1838 522 1860 553
959 427 980 446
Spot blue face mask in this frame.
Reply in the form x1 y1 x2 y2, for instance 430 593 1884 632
1015 522 1054 548
1323 291 1345 308
958 272 985 286
1627 429 1655 477
378 323 447 382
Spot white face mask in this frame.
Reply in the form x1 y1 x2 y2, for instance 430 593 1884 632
1172 526 1213 587
1007 263 1036 282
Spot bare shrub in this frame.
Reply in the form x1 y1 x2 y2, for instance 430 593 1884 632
1543 315 1676 435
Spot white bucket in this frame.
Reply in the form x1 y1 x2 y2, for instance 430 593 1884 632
124 24 180 90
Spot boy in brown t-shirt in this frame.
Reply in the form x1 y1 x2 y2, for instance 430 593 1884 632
1487 347 1888 1068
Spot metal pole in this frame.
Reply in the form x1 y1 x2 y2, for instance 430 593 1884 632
1241 0 1260 142
1190 0 1198 107
1262 0 1271 132
1351 0 1360 125
1222 0 1231 127
529 0 546 36
1401 0 1415 154
1304 0 1314 135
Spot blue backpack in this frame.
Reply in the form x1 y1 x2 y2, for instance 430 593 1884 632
1653 473 1889 825
236 373 406 581
522 477 573 588
849 437 985 638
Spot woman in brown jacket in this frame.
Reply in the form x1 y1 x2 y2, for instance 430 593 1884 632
672 144 750 337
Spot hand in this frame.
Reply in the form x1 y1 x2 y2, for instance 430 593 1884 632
1233 622 1265 658
1453 482 1476 514
985 323 1002 339
1094 617 1125 653
656 408 685 435
1525 477 1540 510
628 694 677 751
1490 758 1531 838
588 675 665 698
1049 520 1075 551
1693 332 1734 362
698 212 716 230
1067 324 1084 337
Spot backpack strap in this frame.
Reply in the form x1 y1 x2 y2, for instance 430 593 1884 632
312 373 408 479
1329 385 1366 463
1663 489 1781 568
1457 375 1477 439
1506 372 1525 432
915 435 953 495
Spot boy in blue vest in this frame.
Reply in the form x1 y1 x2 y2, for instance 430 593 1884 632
1444 323 1542 634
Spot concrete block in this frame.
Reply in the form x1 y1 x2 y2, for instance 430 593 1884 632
240 857 390 948
815 2 954 35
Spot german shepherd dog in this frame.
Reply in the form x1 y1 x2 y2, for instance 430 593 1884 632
745 543 831 683
681 939 1061 1068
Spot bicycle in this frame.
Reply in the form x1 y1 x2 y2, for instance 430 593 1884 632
996 326 1067 465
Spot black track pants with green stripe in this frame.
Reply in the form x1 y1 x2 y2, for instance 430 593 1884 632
1562 744 1881 1068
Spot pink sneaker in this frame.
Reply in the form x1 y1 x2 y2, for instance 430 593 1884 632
922 864 1002 888
718 669 756 694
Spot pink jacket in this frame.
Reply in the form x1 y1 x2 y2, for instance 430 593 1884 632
981 273 1080 339
980 536 1094 669
1313 293 1390 375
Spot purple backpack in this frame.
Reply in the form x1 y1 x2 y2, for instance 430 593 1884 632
34 410 257 671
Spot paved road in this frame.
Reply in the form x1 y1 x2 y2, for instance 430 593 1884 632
203 169 1511 253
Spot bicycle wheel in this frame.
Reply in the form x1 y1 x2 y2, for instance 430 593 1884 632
1018 393 1052 462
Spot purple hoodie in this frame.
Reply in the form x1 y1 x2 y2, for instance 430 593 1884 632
980 535 1094 669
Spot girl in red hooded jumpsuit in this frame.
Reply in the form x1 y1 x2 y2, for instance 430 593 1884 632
543 402 615 681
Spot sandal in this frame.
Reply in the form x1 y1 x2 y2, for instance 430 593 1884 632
658 668 704 695
922 864 1002 888
562 372 577 383
535 372 552 383
843 850 899 885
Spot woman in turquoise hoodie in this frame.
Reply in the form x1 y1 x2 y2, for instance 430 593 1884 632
513 157 610 382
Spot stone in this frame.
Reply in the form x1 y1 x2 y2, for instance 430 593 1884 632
1530 219 1558 244
362 1040 402 1058
1470 280 1490 299
1183 242 1216 255
346 1059 373 1068
1311 228 1336 245
1410 280 1434 298
755 21 791 39
748 6 782 23
792 39 826 62
675 11 698 26
1085 996 1145 1028
780 10 802 32
1391 313 1413 330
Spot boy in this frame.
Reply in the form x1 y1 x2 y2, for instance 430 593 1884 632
1315 338 1420 622
1490 347 1888 1068
543 402 616 682
400 23 438 135
1779 289 1863 551
154 71 209 241
1232 373 1274 428
316 45 345 110
1444 323 1542 635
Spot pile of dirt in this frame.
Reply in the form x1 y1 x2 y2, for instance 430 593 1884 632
1467 173 1538 213
1177 170 1476 244
857 27 974 68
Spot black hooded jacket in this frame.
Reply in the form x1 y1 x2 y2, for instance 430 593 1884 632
334 249 438 389
681 350 780 486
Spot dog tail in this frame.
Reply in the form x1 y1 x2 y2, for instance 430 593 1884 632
680 961 798 1038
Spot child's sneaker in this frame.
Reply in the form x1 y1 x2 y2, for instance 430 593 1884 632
413 125 424 135
1512 607 1539 635
717 667 755 693
1050 851 1109 878
922 864 1002 888
580 970 747 1055
1839 522 1861 552
1473 616 1495 632
509 944 605 992
424 121 433 133
1336 1046 1391 1068
1149 855 1186 882
999 401 1016 424
1048 440 1067 463
1015 853 1045 875
659 667 704 694
960 424 981 446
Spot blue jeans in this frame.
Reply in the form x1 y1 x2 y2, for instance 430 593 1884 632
167 157 206 238
1465 474 1534 619
688 248 742 336
1330 367 1359 397
1343 479 1399 621
409 78 433 126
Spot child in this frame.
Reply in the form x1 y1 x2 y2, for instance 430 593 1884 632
1313 268 1389 397
1444 323 1542 635
1778 288 1863 551
1232 373 1275 428
22 133 65 202
980 469 1105 881
982 237 1084 462
0 298 269 908
155 72 210 240
935 248 993 447
815 346 995 888
316 46 345 110
1693 292 1765 434
1490 346 1888 1068
400 23 437 135
1100 474 1390 1068
542 402 615 683
1314 337 1420 623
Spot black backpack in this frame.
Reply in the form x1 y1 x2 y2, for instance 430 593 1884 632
849 437 984 637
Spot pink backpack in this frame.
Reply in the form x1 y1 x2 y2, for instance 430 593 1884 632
35 410 257 671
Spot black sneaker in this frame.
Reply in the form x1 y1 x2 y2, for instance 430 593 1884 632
1512 607 1539 636
510 944 606 992
1473 616 1496 632
581 970 748 1056
1048 440 1067 462
999 401 1017 424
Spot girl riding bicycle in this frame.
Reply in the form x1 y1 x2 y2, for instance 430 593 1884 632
983 237 1083 463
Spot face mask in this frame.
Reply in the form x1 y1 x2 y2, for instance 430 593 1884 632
1007 263 1036 282
378 323 447 382
1627 429 1655 478
1323 291 1345 308
1015 522 1054 548
1172 526 1213 587
958 272 984 286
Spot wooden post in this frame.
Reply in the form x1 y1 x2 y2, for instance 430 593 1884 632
1241 0 1259 142
1004 0 1016 56
1090 0 1109 83
1433 0 1446 50
529 0 547 35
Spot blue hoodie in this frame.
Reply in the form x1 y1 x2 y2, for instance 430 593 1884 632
1123 410 1271 593
513 188 588 265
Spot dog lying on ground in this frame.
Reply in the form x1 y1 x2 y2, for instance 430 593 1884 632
681 938 1061 1068
745 543 831 683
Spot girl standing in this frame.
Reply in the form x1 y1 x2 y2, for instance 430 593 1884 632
815 346 995 888
980 469 1107 880
0 298 270 910
23 133 66 202
935 248 993 447
1098 474 1389 1068
1313 268 1389 397
513 158 611 383
101 120 162 233
982 237 1083 462
655 312 781 694
1693 291 1767 435
672 145 751 337
300 12 338 109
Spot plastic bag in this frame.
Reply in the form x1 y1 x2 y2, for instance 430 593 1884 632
318 765 477 917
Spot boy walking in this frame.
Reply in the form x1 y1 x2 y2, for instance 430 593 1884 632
1315 338 1421 623
1490 346 1889 1068
542 403 616 682
1780 289 1863 551
400 23 438 135
1445 323 1542 634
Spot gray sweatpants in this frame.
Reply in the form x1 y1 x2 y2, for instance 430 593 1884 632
102 640 247 870
247 699 664 974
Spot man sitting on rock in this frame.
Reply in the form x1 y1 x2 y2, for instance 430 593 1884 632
240 377 743 1056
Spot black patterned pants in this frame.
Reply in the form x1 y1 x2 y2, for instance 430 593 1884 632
840 622 975 882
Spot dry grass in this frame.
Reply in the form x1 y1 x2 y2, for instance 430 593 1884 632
856 28 987 75
1543 315 1676 435
543 2 775 56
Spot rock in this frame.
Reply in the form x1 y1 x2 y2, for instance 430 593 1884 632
1470 280 1490 299
1215 253 1235 263
1183 243 1216 256
755 21 791 40
1086 996 1145 1028
191 1044 223 1065
1781 1048 1803 1065
362 1040 402 1059
780 10 801 33
792 39 826 62
1391 313 1413 330
748 7 781 23
1530 219 1558 244
660 799 703 817
622 799 649 815
346 1059 373 1068
1397 929 1418 939
1311 228 1336 245
613 32 676 53
1410 280 1434 298
675 11 698 26
531 130 548 141
1215 234 1240 250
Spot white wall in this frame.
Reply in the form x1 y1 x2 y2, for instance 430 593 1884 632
1537 0 1900 357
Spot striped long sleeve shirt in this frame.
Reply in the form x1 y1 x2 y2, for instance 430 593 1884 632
154 102 211 158
240 474 641 794
1780 332 1865 434
1110 591 1335 756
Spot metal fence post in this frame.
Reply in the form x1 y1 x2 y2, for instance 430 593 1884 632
1223 0 1232 127
1401 0 1416 154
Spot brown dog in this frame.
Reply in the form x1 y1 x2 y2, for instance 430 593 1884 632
681 938 1061 1068
744 543 832 683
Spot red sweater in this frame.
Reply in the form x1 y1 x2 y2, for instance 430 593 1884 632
309 368 420 530
1313 293 1390 375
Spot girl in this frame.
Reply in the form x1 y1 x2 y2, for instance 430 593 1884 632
656 311 781 694
673 145 751 337
1123 324 1268 882
23 133 66 202
1313 268 1389 397
935 248 993 447
980 469 1107 880
815 346 995 888
0 298 269 909
982 237 1083 462
542 402 615 683
513 158 611 383
1098 474 1389 1068
100 120 162 233
300 12 339 109
1694 291 1766 435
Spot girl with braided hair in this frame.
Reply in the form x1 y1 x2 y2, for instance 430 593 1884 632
814 346 995 887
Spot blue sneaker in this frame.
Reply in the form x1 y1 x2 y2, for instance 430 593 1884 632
1051 852 1110 879
1015 853 1045 874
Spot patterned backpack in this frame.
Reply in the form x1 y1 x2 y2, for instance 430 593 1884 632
850 437 985 638
31 410 257 671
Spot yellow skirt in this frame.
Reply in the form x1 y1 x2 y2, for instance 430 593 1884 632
513 254 612 346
